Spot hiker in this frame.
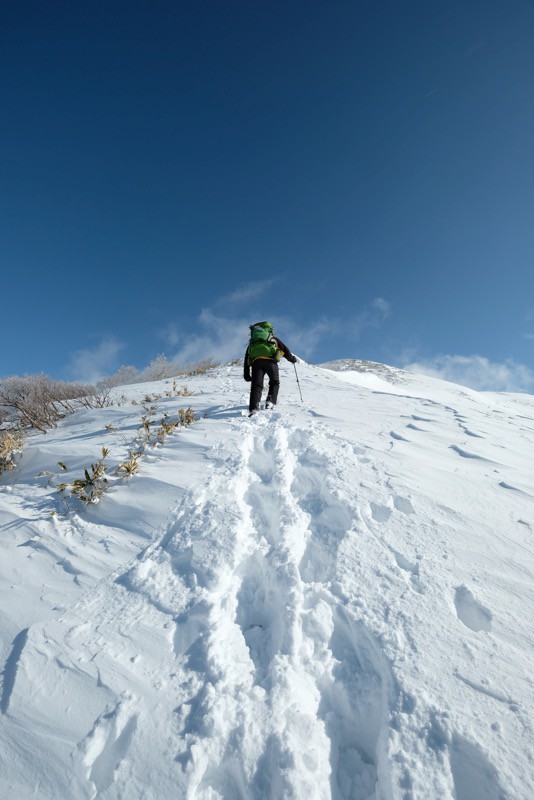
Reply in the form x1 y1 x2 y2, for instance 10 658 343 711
244 321 297 414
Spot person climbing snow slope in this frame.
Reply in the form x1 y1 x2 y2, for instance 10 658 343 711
243 321 297 415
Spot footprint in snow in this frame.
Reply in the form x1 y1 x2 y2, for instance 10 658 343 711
293 456 353 583
82 699 138 795
393 496 415 515
390 548 424 594
454 586 492 633
450 734 503 800
369 502 392 523
235 552 283 681
248 435 277 484
318 608 384 800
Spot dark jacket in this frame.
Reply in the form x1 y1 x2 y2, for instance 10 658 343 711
243 337 296 379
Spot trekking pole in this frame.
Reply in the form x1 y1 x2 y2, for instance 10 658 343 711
293 362 303 402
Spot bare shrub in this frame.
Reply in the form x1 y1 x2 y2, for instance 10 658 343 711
98 365 139 389
137 408 155 447
79 385 114 409
154 413 179 444
95 354 219 391
135 404 195 449
143 392 163 403
171 381 193 396
0 375 54 432
57 447 110 504
115 450 142 477
138 354 178 382
0 430 24 474
178 407 195 426
178 358 220 377
48 379 92 412
37 460 68 486
128 354 219 383
0 374 93 432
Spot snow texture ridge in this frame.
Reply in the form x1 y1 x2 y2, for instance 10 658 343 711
1 360 533 799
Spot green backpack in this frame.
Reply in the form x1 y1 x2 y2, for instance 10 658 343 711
247 321 280 365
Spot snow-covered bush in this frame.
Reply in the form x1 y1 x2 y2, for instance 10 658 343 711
79 386 114 409
0 375 93 433
179 358 219 376
95 355 219 390
0 430 24 474
97 365 139 389
138 354 177 382
135 355 219 382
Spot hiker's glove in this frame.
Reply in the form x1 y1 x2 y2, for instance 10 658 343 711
244 373 252 382
289 355 297 363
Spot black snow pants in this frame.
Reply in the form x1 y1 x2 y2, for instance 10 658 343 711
249 360 280 411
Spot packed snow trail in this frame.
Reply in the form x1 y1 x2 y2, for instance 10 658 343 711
1 361 533 799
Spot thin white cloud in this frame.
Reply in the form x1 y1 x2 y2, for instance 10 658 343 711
184 307 349 365
285 297 390 353
351 297 391 338
402 354 534 393
168 309 310 366
523 308 534 339
159 322 181 347
214 279 278 311
67 337 124 384
278 317 338 360
372 297 390 315
159 281 277 361
171 308 249 365
162 280 275 364
162 289 391 366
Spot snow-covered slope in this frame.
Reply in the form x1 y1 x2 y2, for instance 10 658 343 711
1 361 533 800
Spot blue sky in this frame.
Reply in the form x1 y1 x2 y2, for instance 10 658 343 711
2 0 534 391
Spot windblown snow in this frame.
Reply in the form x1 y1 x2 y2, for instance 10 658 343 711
1 360 533 799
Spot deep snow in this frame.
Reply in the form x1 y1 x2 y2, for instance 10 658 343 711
0 360 533 799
